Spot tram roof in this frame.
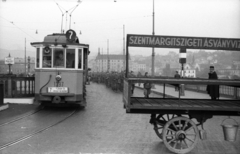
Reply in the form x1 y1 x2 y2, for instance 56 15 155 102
30 33 89 47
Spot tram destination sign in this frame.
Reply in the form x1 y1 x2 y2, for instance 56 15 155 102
127 34 240 51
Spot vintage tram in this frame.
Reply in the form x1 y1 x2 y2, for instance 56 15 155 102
31 30 89 107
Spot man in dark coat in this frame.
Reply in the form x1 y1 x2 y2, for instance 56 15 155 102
207 66 219 100
174 71 181 91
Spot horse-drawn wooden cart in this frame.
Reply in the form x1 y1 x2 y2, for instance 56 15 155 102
123 34 240 153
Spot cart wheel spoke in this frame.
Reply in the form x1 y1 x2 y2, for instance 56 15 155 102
173 140 178 149
185 137 195 143
172 122 179 131
182 121 188 130
166 134 175 138
167 114 170 121
183 139 189 148
167 128 176 133
185 126 194 132
161 116 167 122
156 126 163 130
167 137 177 144
178 140 183 150
179 120 182 130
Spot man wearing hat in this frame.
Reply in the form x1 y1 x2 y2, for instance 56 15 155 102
206 66 219 100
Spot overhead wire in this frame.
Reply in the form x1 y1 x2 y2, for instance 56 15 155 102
0 16 38 41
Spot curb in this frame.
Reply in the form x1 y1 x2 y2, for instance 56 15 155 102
0 104 9 111
4 97 35 104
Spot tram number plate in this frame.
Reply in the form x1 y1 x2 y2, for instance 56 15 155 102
48 87 68 93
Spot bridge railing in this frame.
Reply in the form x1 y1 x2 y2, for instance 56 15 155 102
184 84 240 99
0 76 35 98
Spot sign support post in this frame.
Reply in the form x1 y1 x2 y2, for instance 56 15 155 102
5 53 14 75
179 48 186 96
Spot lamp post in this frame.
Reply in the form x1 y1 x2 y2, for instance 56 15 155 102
123 24 125 71
7 54 12 75
151 0 155 77
28 56 31 75
179 48 186 96
25 38 26 76
107 39 110 72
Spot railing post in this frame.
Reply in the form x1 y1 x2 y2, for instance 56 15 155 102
7 77 12 97
234 87 237 99
180 84 185 96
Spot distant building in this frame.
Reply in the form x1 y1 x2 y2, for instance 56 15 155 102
0 57 35 75
94 52 146 73
94 52 125 72
178 63 199 78
130 62 146 73
218 69 240 77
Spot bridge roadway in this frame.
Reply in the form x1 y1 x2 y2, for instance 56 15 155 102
0 82 239 154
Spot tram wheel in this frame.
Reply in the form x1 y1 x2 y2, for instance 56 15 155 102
162 116 199 154
153 114 179 139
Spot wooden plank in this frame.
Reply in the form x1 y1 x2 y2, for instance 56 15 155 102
128 98 240 112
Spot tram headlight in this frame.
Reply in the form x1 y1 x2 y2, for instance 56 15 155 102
55 75 62 81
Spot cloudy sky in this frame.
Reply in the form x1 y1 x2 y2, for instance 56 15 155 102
0 0 240 58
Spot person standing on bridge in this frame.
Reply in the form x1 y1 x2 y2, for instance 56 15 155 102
143 72 151 98
129 71 136 95
206 66 219 100
174 71 181 91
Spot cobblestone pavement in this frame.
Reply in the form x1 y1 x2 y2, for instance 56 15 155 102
1 83 239 154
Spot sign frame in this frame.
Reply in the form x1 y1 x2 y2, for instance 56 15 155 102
5 57 15 65
127 34 240 51
125 34 240 78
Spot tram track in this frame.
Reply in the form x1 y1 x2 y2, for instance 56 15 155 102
0 108 77 151
0 105 44 127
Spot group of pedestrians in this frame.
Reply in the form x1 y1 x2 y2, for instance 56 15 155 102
89 65 219 100
90 71 125 92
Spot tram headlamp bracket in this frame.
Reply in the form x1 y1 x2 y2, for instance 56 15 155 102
55 75 62 82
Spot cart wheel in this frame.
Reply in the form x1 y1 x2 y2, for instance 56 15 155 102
154 114 179 139
162 116 199 154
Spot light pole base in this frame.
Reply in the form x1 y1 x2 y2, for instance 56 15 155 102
180 84 185 96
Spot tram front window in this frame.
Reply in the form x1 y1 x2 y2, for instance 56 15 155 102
66 49 75 68
54 49 65 67
43 57 51 68
36 48 40 68
42 48 52 68
78 49 82 69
